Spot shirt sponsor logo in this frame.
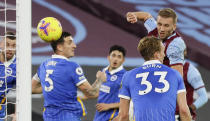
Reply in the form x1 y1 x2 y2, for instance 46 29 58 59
100 85 110 93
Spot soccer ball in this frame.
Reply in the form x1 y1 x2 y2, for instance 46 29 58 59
37 17 62 42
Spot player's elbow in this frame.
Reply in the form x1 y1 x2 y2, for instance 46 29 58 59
203 95 208 104
118 111 129 121
179 106 192 120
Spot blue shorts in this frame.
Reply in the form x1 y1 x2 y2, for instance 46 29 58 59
43 107 81 121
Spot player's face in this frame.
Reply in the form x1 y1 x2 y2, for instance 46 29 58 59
108 50 124 70
158 42 165 63
62 36 76 58
0 38 16 61
157 16 176 40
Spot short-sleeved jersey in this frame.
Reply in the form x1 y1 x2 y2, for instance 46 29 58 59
36 55 87 117
144 18 186 66
94 65 126 121
119 60 185 121
0 56 16 101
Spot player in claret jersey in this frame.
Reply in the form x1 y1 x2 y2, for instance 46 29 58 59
32 32 106 121
115 36 191 121
126 8 186 76
175 49 208 121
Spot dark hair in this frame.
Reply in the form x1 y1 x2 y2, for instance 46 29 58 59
158 8 177 24
109 45 126 57
50 31 72 52
6 31 16 40
137 36 162 61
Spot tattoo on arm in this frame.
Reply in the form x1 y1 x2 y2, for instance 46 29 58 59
84 79 103 97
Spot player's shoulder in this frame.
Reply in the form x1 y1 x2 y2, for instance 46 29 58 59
125 66 142 76
169 34 186 48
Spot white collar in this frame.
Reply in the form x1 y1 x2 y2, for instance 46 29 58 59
104 65 124 75
52 54 69 61
167 32 176 40
4 55 16 67
143 60 161 65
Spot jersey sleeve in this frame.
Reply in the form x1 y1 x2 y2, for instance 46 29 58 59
33 73 40 82
70 62 87 86
144 17 157 33
166 38 186 65
119 72 131 100
187 64 205 89
176 71 186 94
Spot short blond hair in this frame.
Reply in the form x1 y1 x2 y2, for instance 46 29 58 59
158 8 177 24
137 36 162 61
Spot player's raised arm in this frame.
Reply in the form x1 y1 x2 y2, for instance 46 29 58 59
126 12 152 23
78 71 106 98
32 73 42 94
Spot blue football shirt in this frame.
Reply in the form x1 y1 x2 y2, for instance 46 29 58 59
37 55 87 117
0 56 16 117
119 60 185 121
94 65 126 121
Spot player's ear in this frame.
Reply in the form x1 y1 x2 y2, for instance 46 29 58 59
154 51 160 60
173 23 176 31
57 44 63 52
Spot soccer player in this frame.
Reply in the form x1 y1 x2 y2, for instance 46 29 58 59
126 8 186 76
92 45 127 121
31 31 106 121
175 50 208 121
0 32 16 121
116 36 191 121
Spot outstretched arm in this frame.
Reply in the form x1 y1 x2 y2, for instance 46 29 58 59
126 12 152 23
78 71 106 98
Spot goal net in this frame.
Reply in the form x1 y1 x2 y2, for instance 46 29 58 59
0 0 31 121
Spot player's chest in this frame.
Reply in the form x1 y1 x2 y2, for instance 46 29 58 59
99 74 122 93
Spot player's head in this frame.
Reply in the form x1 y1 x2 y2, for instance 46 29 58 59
51 31 76 58
157 8 177 40
108 45 126 70
138 36 165 63
0 31 16 61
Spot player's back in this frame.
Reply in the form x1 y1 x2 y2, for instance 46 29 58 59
124 61 184 121
37 57 85 115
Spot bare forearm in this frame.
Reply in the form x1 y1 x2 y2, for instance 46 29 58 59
180 112 191 121
118 113 129 121
133 12 152 21
107 103 120 109
32 85 42 94
83 80 102 97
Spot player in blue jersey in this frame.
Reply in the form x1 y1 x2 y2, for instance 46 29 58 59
126 8 186 76
32 31 106 121
0 32 16 121
115 36 191 121
91 45 127 121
